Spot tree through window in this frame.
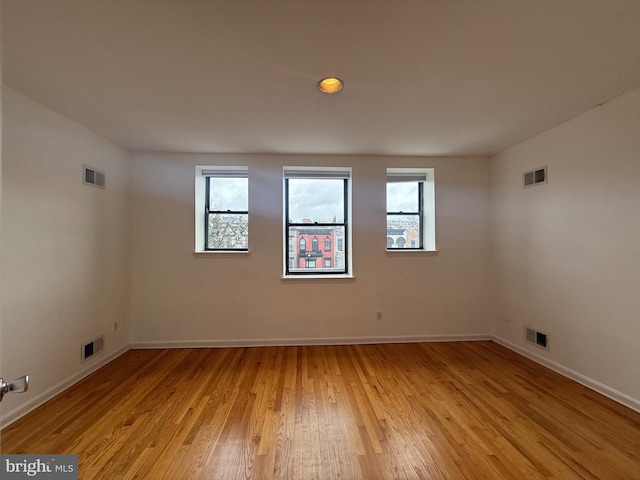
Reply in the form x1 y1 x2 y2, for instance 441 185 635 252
204 168 248 251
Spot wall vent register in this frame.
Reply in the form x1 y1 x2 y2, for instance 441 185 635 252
83 165 106 189
525 326 549 350
82 335 105 362
523 166 547 187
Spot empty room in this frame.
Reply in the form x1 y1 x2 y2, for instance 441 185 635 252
1 1 639 479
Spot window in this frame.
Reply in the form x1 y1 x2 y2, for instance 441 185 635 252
284 167 352 276
386 168 435 251
195 166 248 252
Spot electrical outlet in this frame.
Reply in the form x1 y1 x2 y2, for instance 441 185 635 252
376 312 383 320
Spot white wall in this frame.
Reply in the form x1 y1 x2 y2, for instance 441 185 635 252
0 87 131 423
129 153 491 345
2 79 639 424
0 5 4 434
490 87 640 406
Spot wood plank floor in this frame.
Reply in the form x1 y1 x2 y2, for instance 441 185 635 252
2 341 640 479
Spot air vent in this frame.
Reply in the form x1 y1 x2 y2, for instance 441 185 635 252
525 326 549 350
82 335 105 363
83 166 106 189
523 166 547 188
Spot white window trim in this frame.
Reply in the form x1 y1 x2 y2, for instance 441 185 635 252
386 167 436 252
282 166 354 279
195 165 249 253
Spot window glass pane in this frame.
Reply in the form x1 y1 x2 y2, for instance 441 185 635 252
209 177 248 211
208 213 248 249
387 182 418 212
288 225 345 273
288 178 344 223
387 214 420 249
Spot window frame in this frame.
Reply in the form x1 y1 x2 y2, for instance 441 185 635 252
387 180 424 250
195 166 249 253
283 167 352 277
386 168 436 252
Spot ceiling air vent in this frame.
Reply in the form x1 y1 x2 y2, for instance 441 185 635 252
523 166 547 188
83 165 106 189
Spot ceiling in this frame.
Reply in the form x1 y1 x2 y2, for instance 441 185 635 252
3 0 640 157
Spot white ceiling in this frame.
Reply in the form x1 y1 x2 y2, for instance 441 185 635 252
3 0 640 156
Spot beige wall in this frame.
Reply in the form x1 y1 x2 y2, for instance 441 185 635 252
4 81 639 424
0 87 131 422
490 87 640 405
129 153 492 345
0 5 4 430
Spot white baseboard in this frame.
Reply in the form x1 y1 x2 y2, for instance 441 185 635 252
492 335 640 414
130 333 491 349
0 345 130 429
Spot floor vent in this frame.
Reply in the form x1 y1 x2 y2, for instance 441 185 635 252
82 335 105 363
525 327 549 350
83 165 106 189
523 166 547 188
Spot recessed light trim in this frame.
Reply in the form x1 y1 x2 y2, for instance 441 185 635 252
318 77 343 94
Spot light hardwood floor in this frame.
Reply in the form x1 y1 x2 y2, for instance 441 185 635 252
2 341 640 479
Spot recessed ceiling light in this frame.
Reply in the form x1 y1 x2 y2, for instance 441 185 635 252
317 77 343 94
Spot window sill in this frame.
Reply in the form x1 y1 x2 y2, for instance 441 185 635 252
193 250 250 256
281 274 355 281
386 249 439 256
